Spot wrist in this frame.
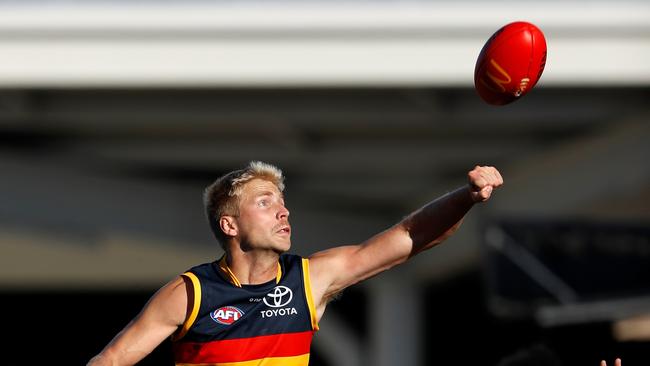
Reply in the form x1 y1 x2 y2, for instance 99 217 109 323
463 184 484 204
448 186 477 206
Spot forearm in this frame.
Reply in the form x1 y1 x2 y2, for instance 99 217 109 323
86 336 144 366
87 277 188 366
401 186 475 255
87 329 169 366
87 348 124 366
87 354 108 366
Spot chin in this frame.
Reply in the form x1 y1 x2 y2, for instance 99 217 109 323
275 241 291 253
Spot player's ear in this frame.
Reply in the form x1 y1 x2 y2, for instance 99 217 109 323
219 216 238 237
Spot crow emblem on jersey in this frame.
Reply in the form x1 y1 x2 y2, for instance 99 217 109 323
211 306 244 325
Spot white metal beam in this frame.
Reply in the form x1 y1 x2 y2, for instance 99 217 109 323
0 2 647 87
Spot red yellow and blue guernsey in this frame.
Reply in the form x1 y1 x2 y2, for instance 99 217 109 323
172 254 319 366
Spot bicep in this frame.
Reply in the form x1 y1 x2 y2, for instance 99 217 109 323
309 225 412 301
99 276 189 364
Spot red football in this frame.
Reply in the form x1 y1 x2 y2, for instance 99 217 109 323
474 21 547 105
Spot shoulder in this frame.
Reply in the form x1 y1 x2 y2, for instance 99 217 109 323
185 261 215 274
136 275 191 329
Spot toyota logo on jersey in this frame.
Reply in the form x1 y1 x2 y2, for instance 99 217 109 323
263 286 293 308
211 306 244 325
260 286 298 319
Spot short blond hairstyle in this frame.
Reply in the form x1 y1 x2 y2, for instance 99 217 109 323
204 161 285 247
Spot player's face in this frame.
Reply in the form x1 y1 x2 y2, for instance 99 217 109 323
235 178 291 253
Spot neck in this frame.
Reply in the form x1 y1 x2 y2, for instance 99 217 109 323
221 250 281 286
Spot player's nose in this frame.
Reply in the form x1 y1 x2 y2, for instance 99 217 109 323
277 204 289 220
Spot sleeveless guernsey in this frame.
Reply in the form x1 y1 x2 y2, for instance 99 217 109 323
172 254 319 366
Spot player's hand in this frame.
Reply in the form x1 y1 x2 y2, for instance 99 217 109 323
600 358 621 366
467 165 503 202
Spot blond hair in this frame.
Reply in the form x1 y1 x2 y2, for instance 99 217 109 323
204 161 285 247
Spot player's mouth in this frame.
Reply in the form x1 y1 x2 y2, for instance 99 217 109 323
276 225 291 235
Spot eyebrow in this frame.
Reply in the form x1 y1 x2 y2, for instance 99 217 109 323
253 191 284 200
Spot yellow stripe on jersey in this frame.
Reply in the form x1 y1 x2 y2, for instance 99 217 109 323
219 255 242 287
218 255 283 287
172 272 202 341
176 354 310 366
301 258 319 331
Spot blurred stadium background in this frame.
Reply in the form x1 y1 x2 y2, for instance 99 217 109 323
0 1 648 365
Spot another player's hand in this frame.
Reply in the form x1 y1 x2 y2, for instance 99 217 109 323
467 165 503 202
600 359 621 366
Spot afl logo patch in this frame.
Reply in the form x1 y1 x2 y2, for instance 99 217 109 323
210 306 244 325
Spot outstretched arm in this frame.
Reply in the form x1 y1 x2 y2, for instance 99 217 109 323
87 276 189 366
308 165 503 319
